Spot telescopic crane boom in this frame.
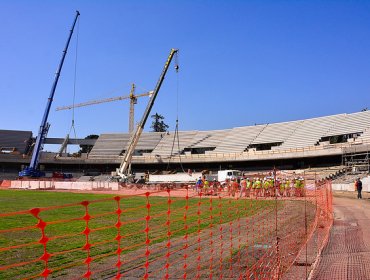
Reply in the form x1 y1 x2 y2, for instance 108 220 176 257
116 48 179 180
19 11 80 177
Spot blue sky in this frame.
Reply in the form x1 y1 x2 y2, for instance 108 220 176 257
1 1 370 140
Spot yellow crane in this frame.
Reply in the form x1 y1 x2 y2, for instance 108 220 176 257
55 84 153 133
116 48 179 181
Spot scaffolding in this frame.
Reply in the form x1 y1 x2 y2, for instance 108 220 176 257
342 144 370 174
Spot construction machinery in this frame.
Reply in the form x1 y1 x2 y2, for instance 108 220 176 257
114 48 179 181
19 11 80 177
56 84 153 133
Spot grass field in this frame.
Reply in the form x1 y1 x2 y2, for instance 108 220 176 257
0 189 276 279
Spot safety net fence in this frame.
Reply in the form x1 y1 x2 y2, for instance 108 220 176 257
0 173 333 279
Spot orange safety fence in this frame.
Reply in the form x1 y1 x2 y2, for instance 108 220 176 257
0 180 11 188
0 172 333 279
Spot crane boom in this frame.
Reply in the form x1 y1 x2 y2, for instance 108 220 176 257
19 11 80 177
55 91 152 111
117 48 179 179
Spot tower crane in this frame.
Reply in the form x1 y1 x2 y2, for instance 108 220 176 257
19 11 80 177
115 48 179 181
56 84 153 133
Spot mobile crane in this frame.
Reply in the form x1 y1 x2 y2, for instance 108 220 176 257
114 48 179 181
19 11 80 177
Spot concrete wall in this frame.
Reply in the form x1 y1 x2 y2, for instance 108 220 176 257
149 172 202 183
10 180 119 191
332 176 370 192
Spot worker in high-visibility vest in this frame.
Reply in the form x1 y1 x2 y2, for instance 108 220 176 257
295 177 305 197
280 179 286 197
262 178 269 197
255 178 262 197
203 179 210 195
251 178 256 197
246 178 252 198
268 178 275 197
285 178 291 197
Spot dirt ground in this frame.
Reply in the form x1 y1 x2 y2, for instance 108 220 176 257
310 193 370 279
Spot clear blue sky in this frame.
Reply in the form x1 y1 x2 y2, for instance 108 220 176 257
1 1 370 140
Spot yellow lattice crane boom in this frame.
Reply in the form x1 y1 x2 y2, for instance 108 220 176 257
56 85 153 133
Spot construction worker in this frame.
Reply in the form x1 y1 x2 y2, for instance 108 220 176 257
246 178 252 198
270 178 276 197
295 177 305 197
285 178 291 197
255 177 262 197
211 179 219 195
203 179 210 195
229 177 239 197
195 177 203 194
280 179 286 197
239 176 247 198
224 178 229 194
263 178 270 197
250 178 256 197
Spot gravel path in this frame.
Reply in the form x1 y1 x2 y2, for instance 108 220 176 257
310 195 370 279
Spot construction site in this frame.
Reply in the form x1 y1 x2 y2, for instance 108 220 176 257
1 8 370 280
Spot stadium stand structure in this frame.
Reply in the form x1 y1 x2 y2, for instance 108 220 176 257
85 111 370 159
88 132 163 158
1 111 370 172
0 130 32 154
151 131 198 157
212 125 266 153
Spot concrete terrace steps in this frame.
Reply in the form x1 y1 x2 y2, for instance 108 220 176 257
89 132 163 158
75 110 370 159
151 131 198 157
212 125 267 153
324 110 370 137
0 129 32 154
274 114 346 150
251 120 302 145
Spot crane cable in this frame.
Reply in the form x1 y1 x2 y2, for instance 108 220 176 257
167 51 187 174
68 17 80 141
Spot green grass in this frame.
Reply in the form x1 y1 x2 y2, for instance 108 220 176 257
0 190 275 279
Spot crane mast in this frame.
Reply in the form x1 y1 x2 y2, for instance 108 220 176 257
116 48 179 180
19 11 80 177
129 84 137 133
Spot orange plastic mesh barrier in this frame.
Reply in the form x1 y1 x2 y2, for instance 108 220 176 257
0 172 333 279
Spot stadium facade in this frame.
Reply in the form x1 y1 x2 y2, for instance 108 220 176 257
1 110 370 176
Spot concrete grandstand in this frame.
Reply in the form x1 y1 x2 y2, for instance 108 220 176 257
1 110 370 177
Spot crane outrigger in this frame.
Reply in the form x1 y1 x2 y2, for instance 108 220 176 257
19 11 80 177
114 48 179 181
